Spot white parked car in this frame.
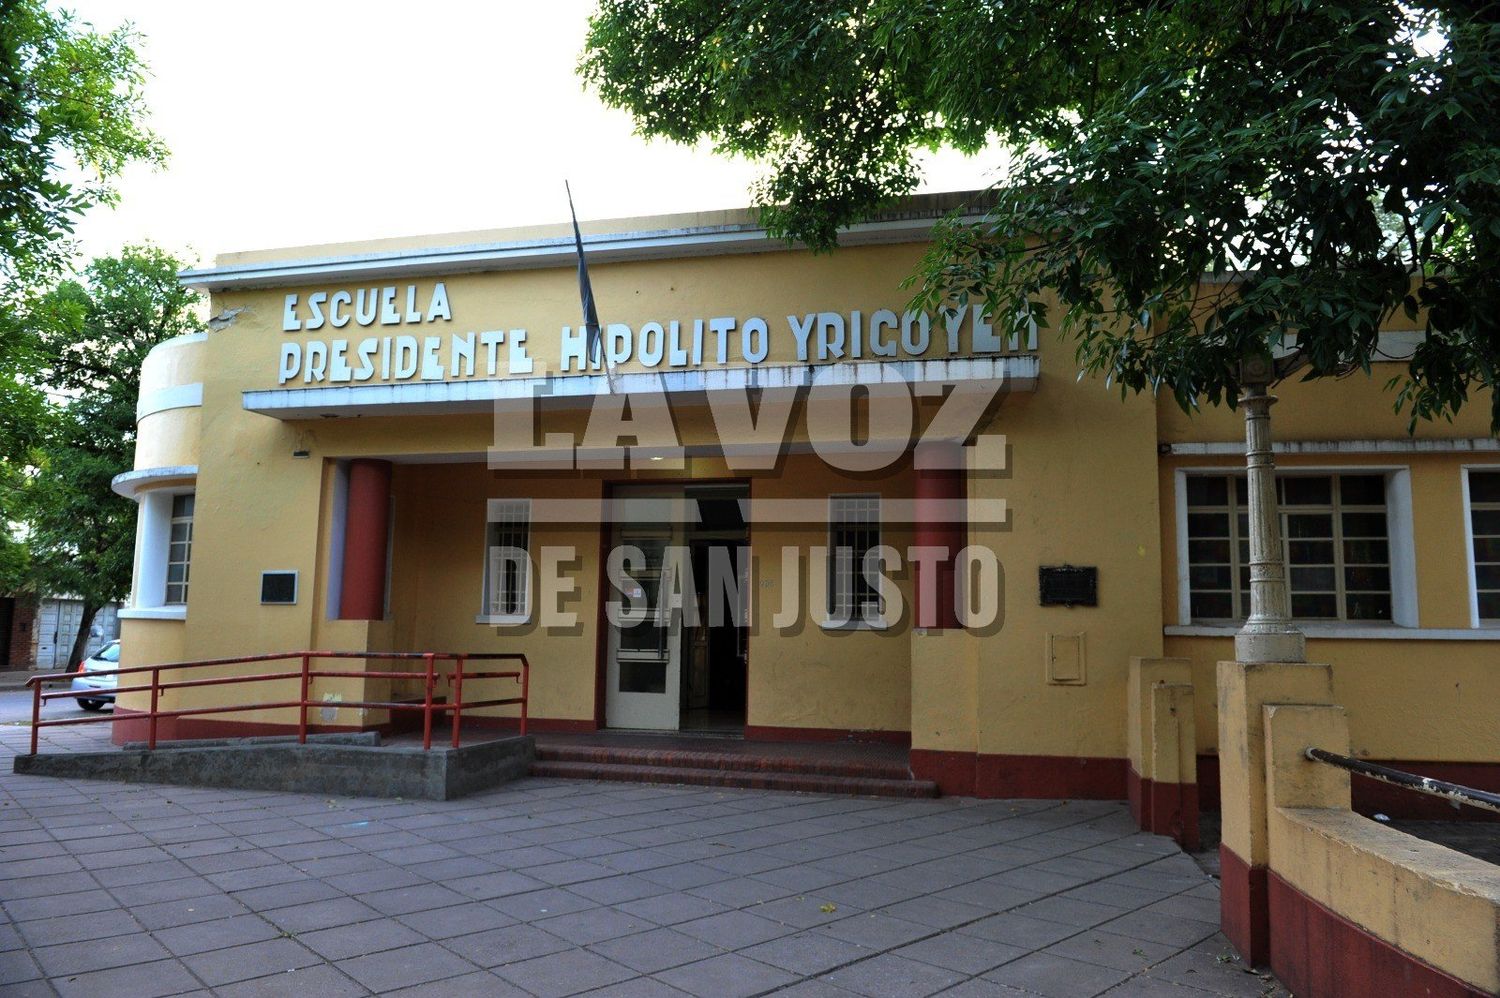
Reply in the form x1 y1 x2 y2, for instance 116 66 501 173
71 640 120 711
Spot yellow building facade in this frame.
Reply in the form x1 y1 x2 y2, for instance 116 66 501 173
112 194 1500 809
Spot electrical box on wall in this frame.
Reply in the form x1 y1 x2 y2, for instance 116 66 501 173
260 571 298 605
1046 632 1087 685
1039 565 1098 607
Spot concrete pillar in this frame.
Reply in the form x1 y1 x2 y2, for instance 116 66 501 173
914 442 965 629
1150 682 1199 849
1126 657 1199 848
1216 658 1333 965
1264 704 1352 813
339 459 392 621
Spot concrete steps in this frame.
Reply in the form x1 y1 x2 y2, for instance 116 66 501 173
530 742 939 797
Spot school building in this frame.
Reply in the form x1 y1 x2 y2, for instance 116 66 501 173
111 191 1500 814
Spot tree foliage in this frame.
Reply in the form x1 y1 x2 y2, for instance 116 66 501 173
581 1 1500 426
14 247 199 661
0 0 165 287
0 0 166 568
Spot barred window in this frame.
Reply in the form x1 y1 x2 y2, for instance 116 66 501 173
828 494 882 622
484 499 531 619
1470 471 1500 622
1185 473 1390 622
165 493 194 605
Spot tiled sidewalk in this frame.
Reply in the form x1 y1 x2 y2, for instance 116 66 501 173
0 724 1287 996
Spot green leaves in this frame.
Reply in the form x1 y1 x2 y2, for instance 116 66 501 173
11 247 201 611
582 0 1500 429
0 1 166 290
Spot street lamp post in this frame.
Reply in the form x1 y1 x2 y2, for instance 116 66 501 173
1234 381 1306 664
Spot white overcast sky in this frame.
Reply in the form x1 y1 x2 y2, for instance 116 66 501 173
63 1 1000 270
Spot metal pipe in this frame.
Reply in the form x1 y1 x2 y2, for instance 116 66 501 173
34 701 311 725
29 679 41 755
1305 747 1500 816
298 654 311 745
24 650 515 686
422 653 435 751
42 684 160 699
148 668 160 750
451 656 465 749
458 698 523 709
520 656 530 737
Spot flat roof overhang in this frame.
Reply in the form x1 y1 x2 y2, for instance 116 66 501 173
182 212 983 293
242 356 1039 420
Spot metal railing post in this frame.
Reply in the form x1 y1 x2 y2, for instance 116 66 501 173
520 656 529 737
29 681 40 755
422 652 435 751
148 667 160 750
451 656 465 749
298 654 310 744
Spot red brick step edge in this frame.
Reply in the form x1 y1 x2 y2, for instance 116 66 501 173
534 742 913 781
530 758 940 797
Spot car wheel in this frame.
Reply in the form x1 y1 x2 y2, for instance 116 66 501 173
78 699 104 712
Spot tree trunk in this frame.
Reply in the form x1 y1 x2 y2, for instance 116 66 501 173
66 601 99 670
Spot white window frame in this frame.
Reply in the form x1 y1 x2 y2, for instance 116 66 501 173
1173 466 1417 629
1463 465 1500 628
120 486 196 620
822 493 887 630
477 499 532 626
165 493 195 605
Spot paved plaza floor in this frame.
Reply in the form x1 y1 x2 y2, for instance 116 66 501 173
0 721 1288 997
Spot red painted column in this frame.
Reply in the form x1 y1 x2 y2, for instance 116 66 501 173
914 443 965 629
339 459 392 620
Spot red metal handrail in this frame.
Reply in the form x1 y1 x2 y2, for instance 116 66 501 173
24 650 530 754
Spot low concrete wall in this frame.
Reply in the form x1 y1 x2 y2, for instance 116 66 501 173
1216 658 1500 996
13 735 535 801
1216 659 1335 964
1263 704 1500 996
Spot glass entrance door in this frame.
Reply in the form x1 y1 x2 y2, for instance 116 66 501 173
605 493 686 730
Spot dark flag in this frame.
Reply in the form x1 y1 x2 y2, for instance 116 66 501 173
565 181 606 379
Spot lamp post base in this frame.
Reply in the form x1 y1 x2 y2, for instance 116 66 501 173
1235 626 1307 665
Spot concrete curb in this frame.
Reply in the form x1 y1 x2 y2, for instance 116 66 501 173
119 731 381 751
13 735 535 800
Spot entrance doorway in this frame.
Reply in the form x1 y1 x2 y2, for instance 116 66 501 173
604 483 749 733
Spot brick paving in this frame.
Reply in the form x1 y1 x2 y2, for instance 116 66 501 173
0 721 1289 996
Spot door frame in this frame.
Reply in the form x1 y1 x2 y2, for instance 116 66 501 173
604 494 687 730
592 478 752 731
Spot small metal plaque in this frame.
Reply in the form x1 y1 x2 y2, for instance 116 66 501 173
260 571 298 605
1039 566 1097 607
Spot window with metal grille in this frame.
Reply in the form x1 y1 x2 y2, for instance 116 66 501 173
1469 470 1500 622
1185 473 1390 622
165 493 194 605
484 499 531 619
828 494 882 622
